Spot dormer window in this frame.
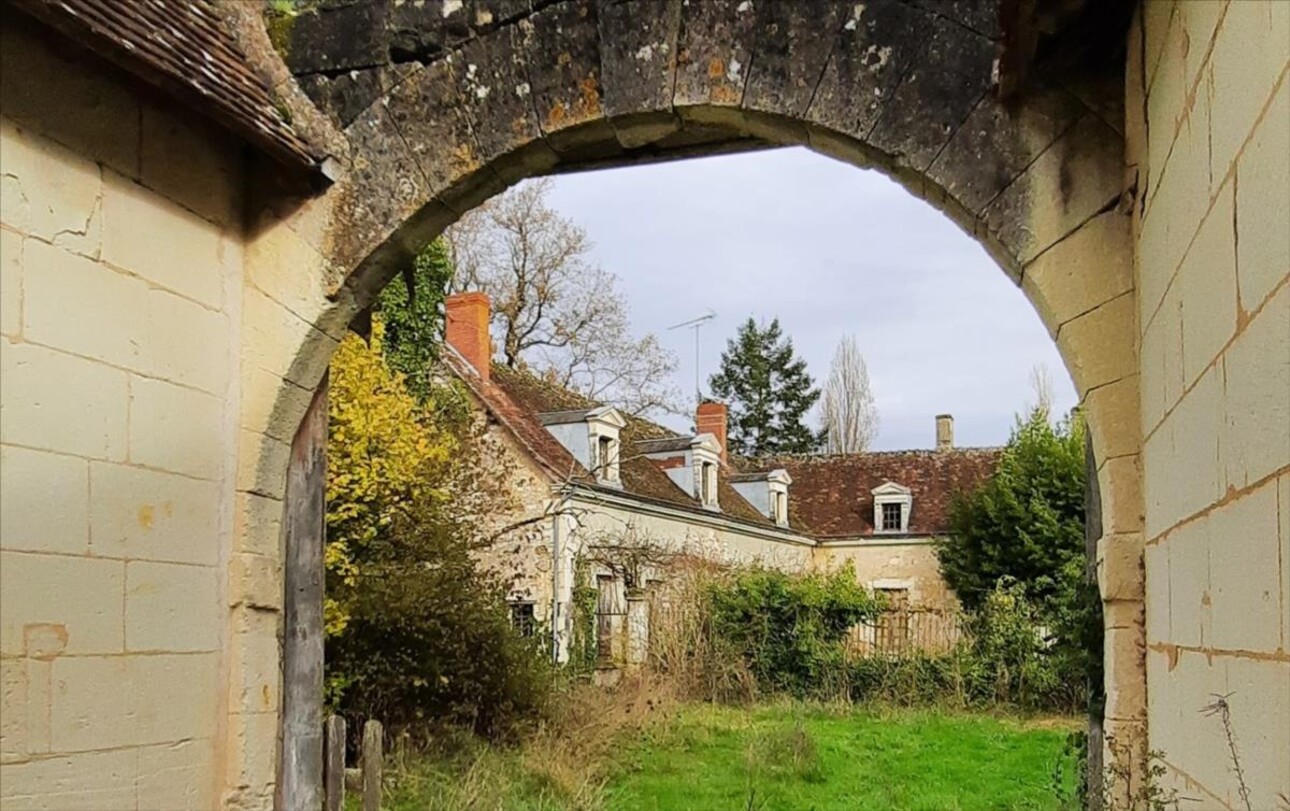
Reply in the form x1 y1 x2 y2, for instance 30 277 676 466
538 405 626 487
871 481 912 534
729 468 791 527
639 433 723 510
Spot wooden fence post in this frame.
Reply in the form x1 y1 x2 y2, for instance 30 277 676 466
324 715 346 811
361 719 383 811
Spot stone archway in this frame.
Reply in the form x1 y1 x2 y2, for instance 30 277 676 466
224 2 1144 806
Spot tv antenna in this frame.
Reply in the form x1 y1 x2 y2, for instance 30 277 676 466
668 309 717 403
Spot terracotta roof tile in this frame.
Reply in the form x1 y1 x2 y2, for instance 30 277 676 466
475 363 775 529
769 449 1001 538
11 0 323 176
442 353 589 483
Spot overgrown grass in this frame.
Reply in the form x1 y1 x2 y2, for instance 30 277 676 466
606 703 1080 811
377 699 1081 811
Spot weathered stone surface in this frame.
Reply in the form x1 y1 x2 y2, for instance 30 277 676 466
387 0 458 63
298 67 399 130
908 0 1000 40
448 25 557 176
742 1 845 118
332 96 429 272
673 0 759 108
380 61 478 197
522 0 605 146
598 0 681 117
867 12 996 172
806 1 923 147
983 112 1123 265
285 1 391 75
928 82 1085 215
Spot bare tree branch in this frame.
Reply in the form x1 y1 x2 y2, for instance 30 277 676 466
446 179 684 418
820 334 879 454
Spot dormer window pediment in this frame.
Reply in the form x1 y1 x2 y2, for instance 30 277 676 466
871 481 912 534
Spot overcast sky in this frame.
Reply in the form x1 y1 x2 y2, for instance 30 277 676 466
543 146 1077 451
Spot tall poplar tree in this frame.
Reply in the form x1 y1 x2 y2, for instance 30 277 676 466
709 317 822 456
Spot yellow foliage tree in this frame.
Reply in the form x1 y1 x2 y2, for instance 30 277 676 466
325 320 456 636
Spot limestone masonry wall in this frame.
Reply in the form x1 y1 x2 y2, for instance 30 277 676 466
1134 2 1289 806
0 21 245 810
814 542 955 610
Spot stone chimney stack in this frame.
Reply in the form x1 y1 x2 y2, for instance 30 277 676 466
445 292 491 381
935 414 954 451
696 401 728 465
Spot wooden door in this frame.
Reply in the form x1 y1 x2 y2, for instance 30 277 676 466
278 375 328 810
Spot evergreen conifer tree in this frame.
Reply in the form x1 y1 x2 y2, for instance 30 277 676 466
708 317 822 456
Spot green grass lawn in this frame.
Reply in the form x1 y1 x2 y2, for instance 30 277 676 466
376 704 1081 811
603 704 1080 811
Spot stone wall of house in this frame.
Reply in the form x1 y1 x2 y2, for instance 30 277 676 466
570 500 814 573
0 20 245 810
1133 2 1289 806
469 416 563 623
813 541 956 611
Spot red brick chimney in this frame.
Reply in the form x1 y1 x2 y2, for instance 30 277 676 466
445 292 491 381
696 400 728 465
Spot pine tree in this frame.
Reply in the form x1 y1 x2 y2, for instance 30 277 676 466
708 317 822 456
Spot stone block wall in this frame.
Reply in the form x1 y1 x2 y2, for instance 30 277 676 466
1134 2 1289 806
814 541 956 610
0 20 245 811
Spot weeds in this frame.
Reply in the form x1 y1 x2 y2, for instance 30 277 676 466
744 718 824 784
1200 693 1253 811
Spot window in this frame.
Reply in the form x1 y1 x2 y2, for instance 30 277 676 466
596 574 617 662
881 502 903 531
769 490 788 525
700 461 716 506
596 435 614 477
509 602 536 638
871 482 911 533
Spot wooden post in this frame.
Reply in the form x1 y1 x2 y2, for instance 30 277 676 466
278 375 329 811
324 715 346 811
1084 431 1105 810
361 719 383 811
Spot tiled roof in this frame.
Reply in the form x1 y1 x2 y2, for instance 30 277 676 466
769 449 1001 539
636 436 699 454
469 363 776 529
446 356 998 540
538 408 603 426
10 0 323 177
442 352 589 484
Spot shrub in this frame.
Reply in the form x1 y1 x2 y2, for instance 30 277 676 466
325 324 553 739
704 564 879 698
845 579 1085 713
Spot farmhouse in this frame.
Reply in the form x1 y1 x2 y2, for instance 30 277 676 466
440 292 998 663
